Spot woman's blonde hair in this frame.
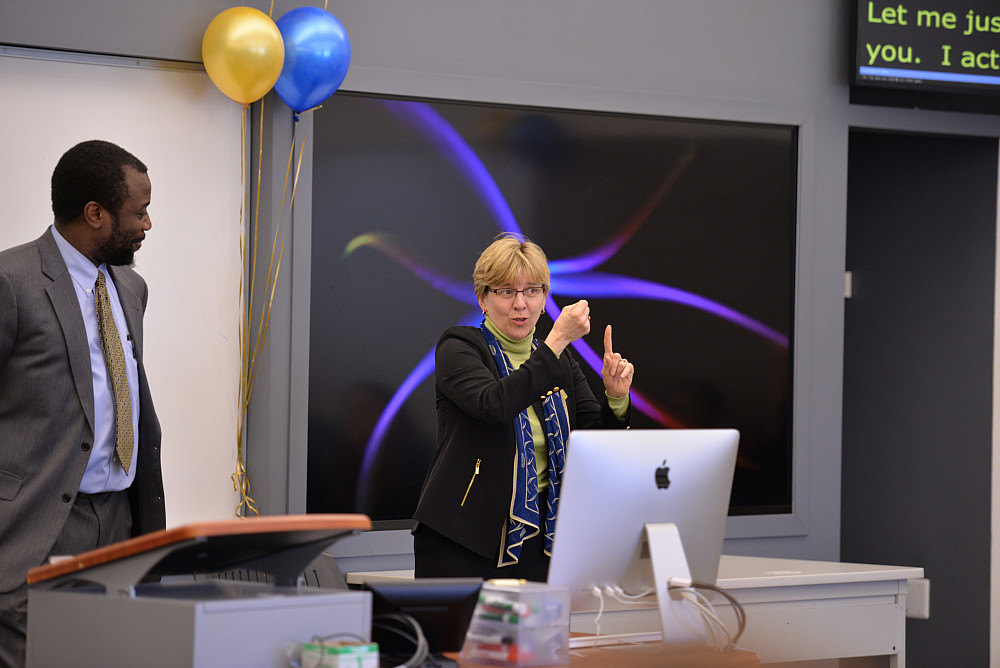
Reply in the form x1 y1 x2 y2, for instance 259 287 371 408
473 234 550 299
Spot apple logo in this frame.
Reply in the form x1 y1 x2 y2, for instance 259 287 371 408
655 460 671 489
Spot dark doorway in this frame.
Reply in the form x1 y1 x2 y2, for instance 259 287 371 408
843 129 996 666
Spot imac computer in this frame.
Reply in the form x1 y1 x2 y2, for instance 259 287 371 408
547 428 739 646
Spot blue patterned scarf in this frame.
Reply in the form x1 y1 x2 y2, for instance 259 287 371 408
481 320 569 566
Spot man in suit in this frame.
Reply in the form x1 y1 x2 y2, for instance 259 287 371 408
0 140 165 667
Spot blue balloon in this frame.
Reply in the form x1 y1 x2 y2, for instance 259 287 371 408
274 7 351 114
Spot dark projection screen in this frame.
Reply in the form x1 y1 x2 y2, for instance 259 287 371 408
308 93 796 522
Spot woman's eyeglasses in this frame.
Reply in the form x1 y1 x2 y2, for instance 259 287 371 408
487 286 546 300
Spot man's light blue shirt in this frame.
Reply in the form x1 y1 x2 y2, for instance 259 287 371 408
51 225 139 493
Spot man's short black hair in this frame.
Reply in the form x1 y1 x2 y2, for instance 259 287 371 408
51 140 148 224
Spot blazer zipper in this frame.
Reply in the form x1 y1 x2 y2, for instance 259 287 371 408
461 458 481 507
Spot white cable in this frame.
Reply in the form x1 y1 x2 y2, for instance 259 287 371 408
667 578 748 651
583 580 746 655
589 586 605 648
607 585 655 603
691 589 730 648
678 590 729 649
371 613 429 668
676 586 750 653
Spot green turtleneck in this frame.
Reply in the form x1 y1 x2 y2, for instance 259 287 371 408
484 317 554 490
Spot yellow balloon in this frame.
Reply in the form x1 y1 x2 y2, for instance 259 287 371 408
202 6 285 105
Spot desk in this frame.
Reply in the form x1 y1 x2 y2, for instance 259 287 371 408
457 644 759 667
717 555 923 667
349 555 924 667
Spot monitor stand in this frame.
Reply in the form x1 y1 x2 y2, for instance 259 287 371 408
643 522 708 647
575 522 709 649
569 523 717 650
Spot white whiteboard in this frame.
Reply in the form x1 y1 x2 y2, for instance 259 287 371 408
0 48 244 527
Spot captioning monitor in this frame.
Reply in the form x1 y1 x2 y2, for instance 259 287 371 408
850 0 1000 113
547 429 738 612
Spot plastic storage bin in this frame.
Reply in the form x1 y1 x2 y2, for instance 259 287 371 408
460 580 570 666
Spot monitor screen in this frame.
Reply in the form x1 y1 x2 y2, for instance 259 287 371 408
365 576 483 666
851 0 1000 113
308 92 794 524
547 429 738 613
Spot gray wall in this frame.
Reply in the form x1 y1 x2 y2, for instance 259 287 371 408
315 1 853 560
0 1 227 62
5 0 1000 570
0 49 246 527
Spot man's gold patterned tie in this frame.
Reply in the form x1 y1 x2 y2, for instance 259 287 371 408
95 271 134 473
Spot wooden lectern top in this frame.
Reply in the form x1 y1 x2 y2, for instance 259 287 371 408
27 513 371 588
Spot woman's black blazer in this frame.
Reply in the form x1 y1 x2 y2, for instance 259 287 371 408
412 325 629 560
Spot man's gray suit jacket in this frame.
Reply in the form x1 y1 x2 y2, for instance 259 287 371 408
0 228 165 593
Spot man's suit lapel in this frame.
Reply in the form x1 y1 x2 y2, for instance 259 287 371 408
38 229 95 435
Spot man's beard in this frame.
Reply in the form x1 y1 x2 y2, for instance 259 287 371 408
94 213 137 267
